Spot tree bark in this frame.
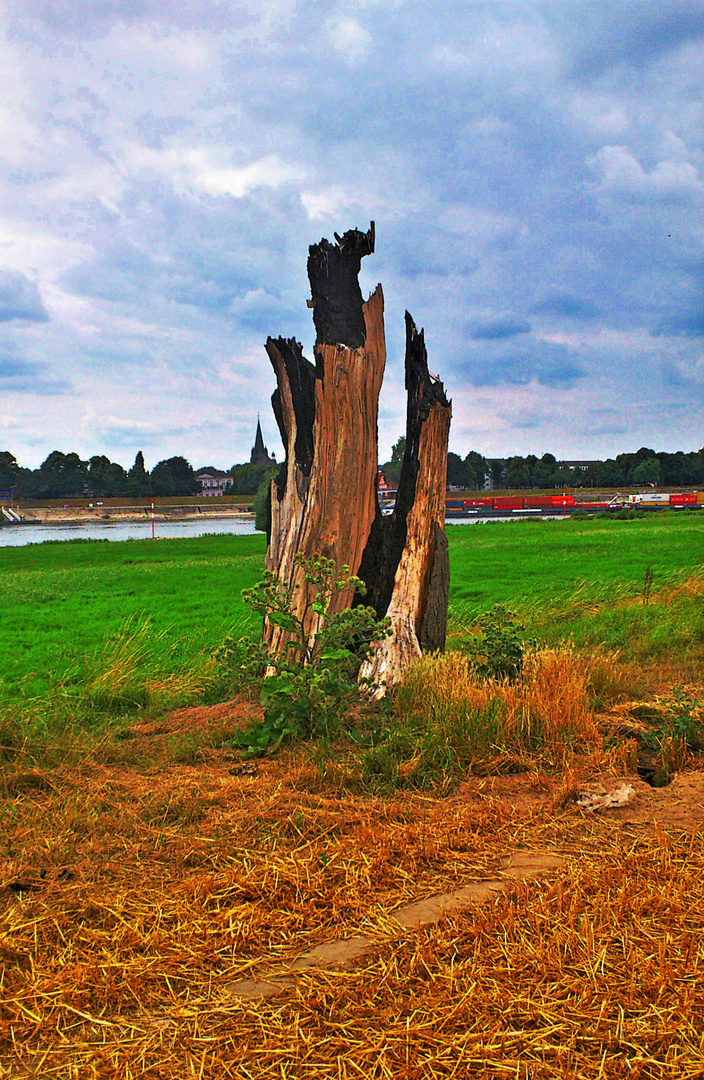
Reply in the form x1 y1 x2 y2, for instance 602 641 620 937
263 224 451 691
357 314 451 696
263 225 385 656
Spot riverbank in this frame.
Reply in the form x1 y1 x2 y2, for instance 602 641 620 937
15 504 254 526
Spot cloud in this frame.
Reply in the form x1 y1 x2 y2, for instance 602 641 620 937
463 342 586 390
652 309 704 338
0 368 73 395
587 145 704 201
196 156 304 199
555 0 704 78
531 294 600 320
3 378 73 396
123 145 306 199
326 15 372 63
0 270 49 322
91 417 193 448
0 355 36 377
4 0 265 39
0 344 73 395
468 315 531 341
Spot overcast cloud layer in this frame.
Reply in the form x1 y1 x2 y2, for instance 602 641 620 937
0 0 702 468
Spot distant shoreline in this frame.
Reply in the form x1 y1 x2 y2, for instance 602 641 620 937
15 506 255 526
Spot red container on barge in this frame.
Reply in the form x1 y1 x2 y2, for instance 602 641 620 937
492 496 524 510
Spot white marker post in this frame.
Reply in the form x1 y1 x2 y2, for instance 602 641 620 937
151 499 155 539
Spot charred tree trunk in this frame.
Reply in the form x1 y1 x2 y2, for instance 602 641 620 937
263 223 451 692
264 225 385 656
356 314 451 695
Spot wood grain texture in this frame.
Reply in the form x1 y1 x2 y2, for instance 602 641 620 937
263 285 385 655
359 392 451 695
262 227 450 691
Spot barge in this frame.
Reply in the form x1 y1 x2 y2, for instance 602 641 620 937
442 491 704 519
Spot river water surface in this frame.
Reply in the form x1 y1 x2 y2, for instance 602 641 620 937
1 513 568 548
0 517 258 547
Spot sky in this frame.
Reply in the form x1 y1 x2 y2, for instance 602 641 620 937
0 0 702 471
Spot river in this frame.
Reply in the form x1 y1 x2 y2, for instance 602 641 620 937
0 517 259 547
0 513 567 548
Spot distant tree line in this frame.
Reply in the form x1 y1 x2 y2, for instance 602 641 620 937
383 440 493 490
3 442 703 502
380 441 704 490
0 447 278 501
0 450 200 500
493 448 704 490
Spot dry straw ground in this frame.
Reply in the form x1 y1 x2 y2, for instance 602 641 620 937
1 693 704 1080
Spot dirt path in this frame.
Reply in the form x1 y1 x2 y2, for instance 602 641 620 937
227 849 565 1000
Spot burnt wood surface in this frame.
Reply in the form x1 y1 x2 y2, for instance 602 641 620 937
307 224 375 349
356 311 450 620
268 337 316 506
262 224 451 689
358 316 451 694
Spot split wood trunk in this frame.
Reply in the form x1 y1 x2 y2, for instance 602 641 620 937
263 223 451 694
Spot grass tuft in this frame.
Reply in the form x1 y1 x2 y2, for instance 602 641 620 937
344 646 603 794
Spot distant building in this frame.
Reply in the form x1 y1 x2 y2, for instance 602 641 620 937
485 459 505 490
250 418 276 467
378 468 395 494
558 460 602 472
195 467 232 497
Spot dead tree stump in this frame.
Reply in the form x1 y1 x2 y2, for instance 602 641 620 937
264 223 451 693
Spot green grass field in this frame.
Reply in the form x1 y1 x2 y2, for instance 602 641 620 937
448 512 704 609
0 533 266 700
1 512 702 712
448 513 704 665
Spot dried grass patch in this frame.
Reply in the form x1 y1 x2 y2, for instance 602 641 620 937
650 568 704 606
395 646 601 768
1 739 703 1078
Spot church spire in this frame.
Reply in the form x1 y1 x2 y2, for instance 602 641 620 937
250 415 272 466
254 415 265 454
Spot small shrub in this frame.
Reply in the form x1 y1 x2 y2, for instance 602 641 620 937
253 477 270 533
231 554 389 756
461 604 528 681
607 508 646 521
643 688 704 779
211 634 268 696
642 565 654 604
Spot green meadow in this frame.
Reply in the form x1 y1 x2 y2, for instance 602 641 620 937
448 512 704 609
0 533 266 701
448 513 704 665
1 512 702 737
